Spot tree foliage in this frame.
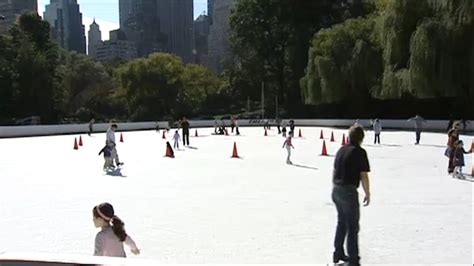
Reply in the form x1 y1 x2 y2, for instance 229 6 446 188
302 0 474 106
116 53 221 120
0 13 61 123
228 0 357 114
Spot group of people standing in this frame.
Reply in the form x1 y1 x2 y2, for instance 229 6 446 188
446 123 472 178
214 116 241 135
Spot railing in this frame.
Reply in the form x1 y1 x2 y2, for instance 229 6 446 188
0 119 472 138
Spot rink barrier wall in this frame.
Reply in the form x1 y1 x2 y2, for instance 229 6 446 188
0 119 472 138
0 252 331 266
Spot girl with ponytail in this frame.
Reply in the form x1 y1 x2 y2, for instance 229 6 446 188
92 203 140 257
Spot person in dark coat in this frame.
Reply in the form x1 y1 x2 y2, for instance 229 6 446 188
452 140 471 179
181 117 190 146
446 128 460 174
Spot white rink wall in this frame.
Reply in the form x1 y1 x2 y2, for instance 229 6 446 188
0 119 472 138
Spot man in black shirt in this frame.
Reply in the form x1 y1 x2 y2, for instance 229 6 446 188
332 125 371 266
181 117 190 146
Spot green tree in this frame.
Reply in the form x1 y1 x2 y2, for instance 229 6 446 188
229 0 359 115
5 13 62 123
302 0 474 112
57 51 115 119
181 64 221 115
116 53 222 120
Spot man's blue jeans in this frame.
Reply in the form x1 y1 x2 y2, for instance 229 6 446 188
332 185 360 265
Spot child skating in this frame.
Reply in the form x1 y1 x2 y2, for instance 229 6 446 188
98 145 114 171
452 140 472 179
282 133 295 164
92 202 140 257
173 130 181 149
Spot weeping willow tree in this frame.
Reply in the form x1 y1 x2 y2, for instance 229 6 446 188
300 17 381 104
301 0 474 106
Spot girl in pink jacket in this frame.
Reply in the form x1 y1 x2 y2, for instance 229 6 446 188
92 203 140 257
282 133 295 164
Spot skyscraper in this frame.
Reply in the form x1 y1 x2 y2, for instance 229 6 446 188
163 0 194 63
44 0 86 53
0 0 37 33
119 0 194 63
120 0 166 57
194 14 210 65
95 29 137 62
88 19 101 56
208 0 214 24
207 0 235 73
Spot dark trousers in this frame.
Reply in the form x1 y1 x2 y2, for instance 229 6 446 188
374 133 380 144
231 124 235 133
236 127 240 135
415 130 421 144
277 125 281 134
332 185 360 265
183 130 190 146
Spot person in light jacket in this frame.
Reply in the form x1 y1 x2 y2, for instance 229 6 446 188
370 119 382 144
93 203 140 257
408 115 426 145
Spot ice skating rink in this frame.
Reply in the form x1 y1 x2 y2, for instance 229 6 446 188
0 127 472 264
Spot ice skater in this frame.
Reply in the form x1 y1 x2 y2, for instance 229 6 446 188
173 130 181 149
234 118 240 135
282 132 295 164
98 145 114 171
408 115 426 145
446 127 460 174
106 124 123 167
181 117 190 146
88 118 95 136
93 203 140 257
282 123 287 137
452 140 471 179
331 125 371 265
289 120 295 136
231 115 236 133
370 119 382 144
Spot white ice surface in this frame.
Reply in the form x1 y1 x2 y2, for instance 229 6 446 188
0 127 472 264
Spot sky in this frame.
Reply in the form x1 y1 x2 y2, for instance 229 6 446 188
37 0 208 40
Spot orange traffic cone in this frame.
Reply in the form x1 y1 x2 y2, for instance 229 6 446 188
346 136 349 144
298 129 302 138
320 140 328 156
330 131 335 142
342 134 346 145
73 138 79 150
165 142 174 158
320 130 324 139
195 129 198 137
120 133 124 142
78 135 83 146
264 128 268 136
231 142 239 158
162 131 166 139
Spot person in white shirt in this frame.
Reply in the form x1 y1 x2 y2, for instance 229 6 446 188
106 124 123 166
282 132 295 164
92 203 140 257
173 130 181 149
